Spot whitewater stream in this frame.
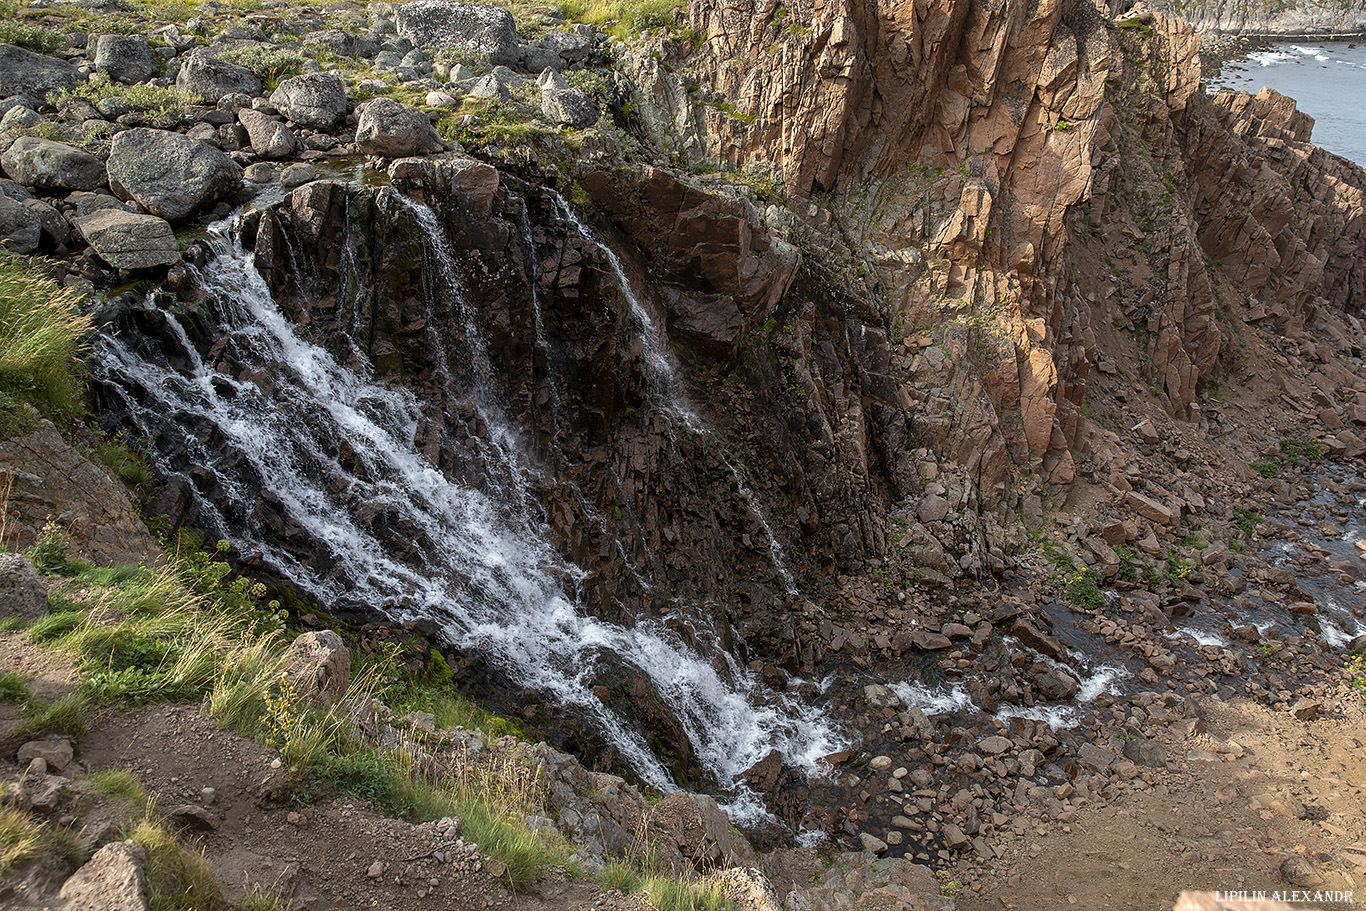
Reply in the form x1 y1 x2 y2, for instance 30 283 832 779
93 202 843 822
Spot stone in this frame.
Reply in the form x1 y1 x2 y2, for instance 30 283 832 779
858 832 888 854
469 72 509 101
907 629 951 650
1121 737 1167 768
1033 667 1078 700
17 738 73 772
1077 742 1116 773
520 44 560 74
540 85 598 128
75 209 180 270
646 791 755 870
269 73 348 130
541 29 592 63
1289 698 1322 720
366 860 384 878
941 823 969 849
243 162 276 182
166 804 219 831
59 840 149 911
353 97 444 157
862 684 902 709
978 735 1011 755
106 128 242 221
394 1 520 67
916 494 950 523
1126 490 1175 525
0 195 40 253
0 44 82 106
0 555 45 623
175 52 262 104
93 34 155 84
425 90 459 107
279 163 317 190
237 108 297 160
2 137 105 192
0 104 41 132
281 630 351 705
1010 619 1067 661
0 421 161 564
1279 855 1325 888
709 867 783 911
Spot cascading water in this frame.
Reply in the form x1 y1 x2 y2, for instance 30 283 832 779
93 213 843 820
552 191 801 594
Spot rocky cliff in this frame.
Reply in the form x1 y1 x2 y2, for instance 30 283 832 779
1153 0 1366 35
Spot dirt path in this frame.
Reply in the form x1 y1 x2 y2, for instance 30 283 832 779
954 691 1366 910
73 703 630 911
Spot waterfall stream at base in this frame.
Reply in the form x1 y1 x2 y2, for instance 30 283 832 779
93 215 843 823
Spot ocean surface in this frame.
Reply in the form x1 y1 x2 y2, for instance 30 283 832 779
1207 41 1366 165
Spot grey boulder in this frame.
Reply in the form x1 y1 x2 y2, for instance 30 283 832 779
2 137 106 192
0 553 46 621
106 128 242 221
93 34 156 84
353 97 444 157
394 1 520 66
0 44 82 106
75 208 180 270
237 108 297 160
469 72 508 101
269 73 347 130
541 29 591 63
541 85 597 128
175 52 262 104
0 195 40 253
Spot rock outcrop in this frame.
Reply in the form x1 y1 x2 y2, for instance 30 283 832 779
106 129 243 221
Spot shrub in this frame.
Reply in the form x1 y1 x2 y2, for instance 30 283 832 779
1250 458 1280 478
216 46 306 87
0 22 63 54
0 257 91 420
66 77 184 121
1066 568 1105 611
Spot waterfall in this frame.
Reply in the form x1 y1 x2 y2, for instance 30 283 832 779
552 192 799 594
93 217 843 820
551 193 704 432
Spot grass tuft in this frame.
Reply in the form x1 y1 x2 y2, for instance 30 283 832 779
132 816 227 911
0 257 91 421
86 769 148 803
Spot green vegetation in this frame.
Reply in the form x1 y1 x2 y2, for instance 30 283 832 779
10 524 581 894
215 46 307 87
1279 438 1326 462
132 814 228 911
555 0 684 39
64 76 185 120
1347 653 1366 696
1065 568 1106 611
1250 457 1281 478
86 768 149 802
1165 552 1195 582
0 805 84 876
1234 507 1260 539
0 21 63 54
0 257 91 422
